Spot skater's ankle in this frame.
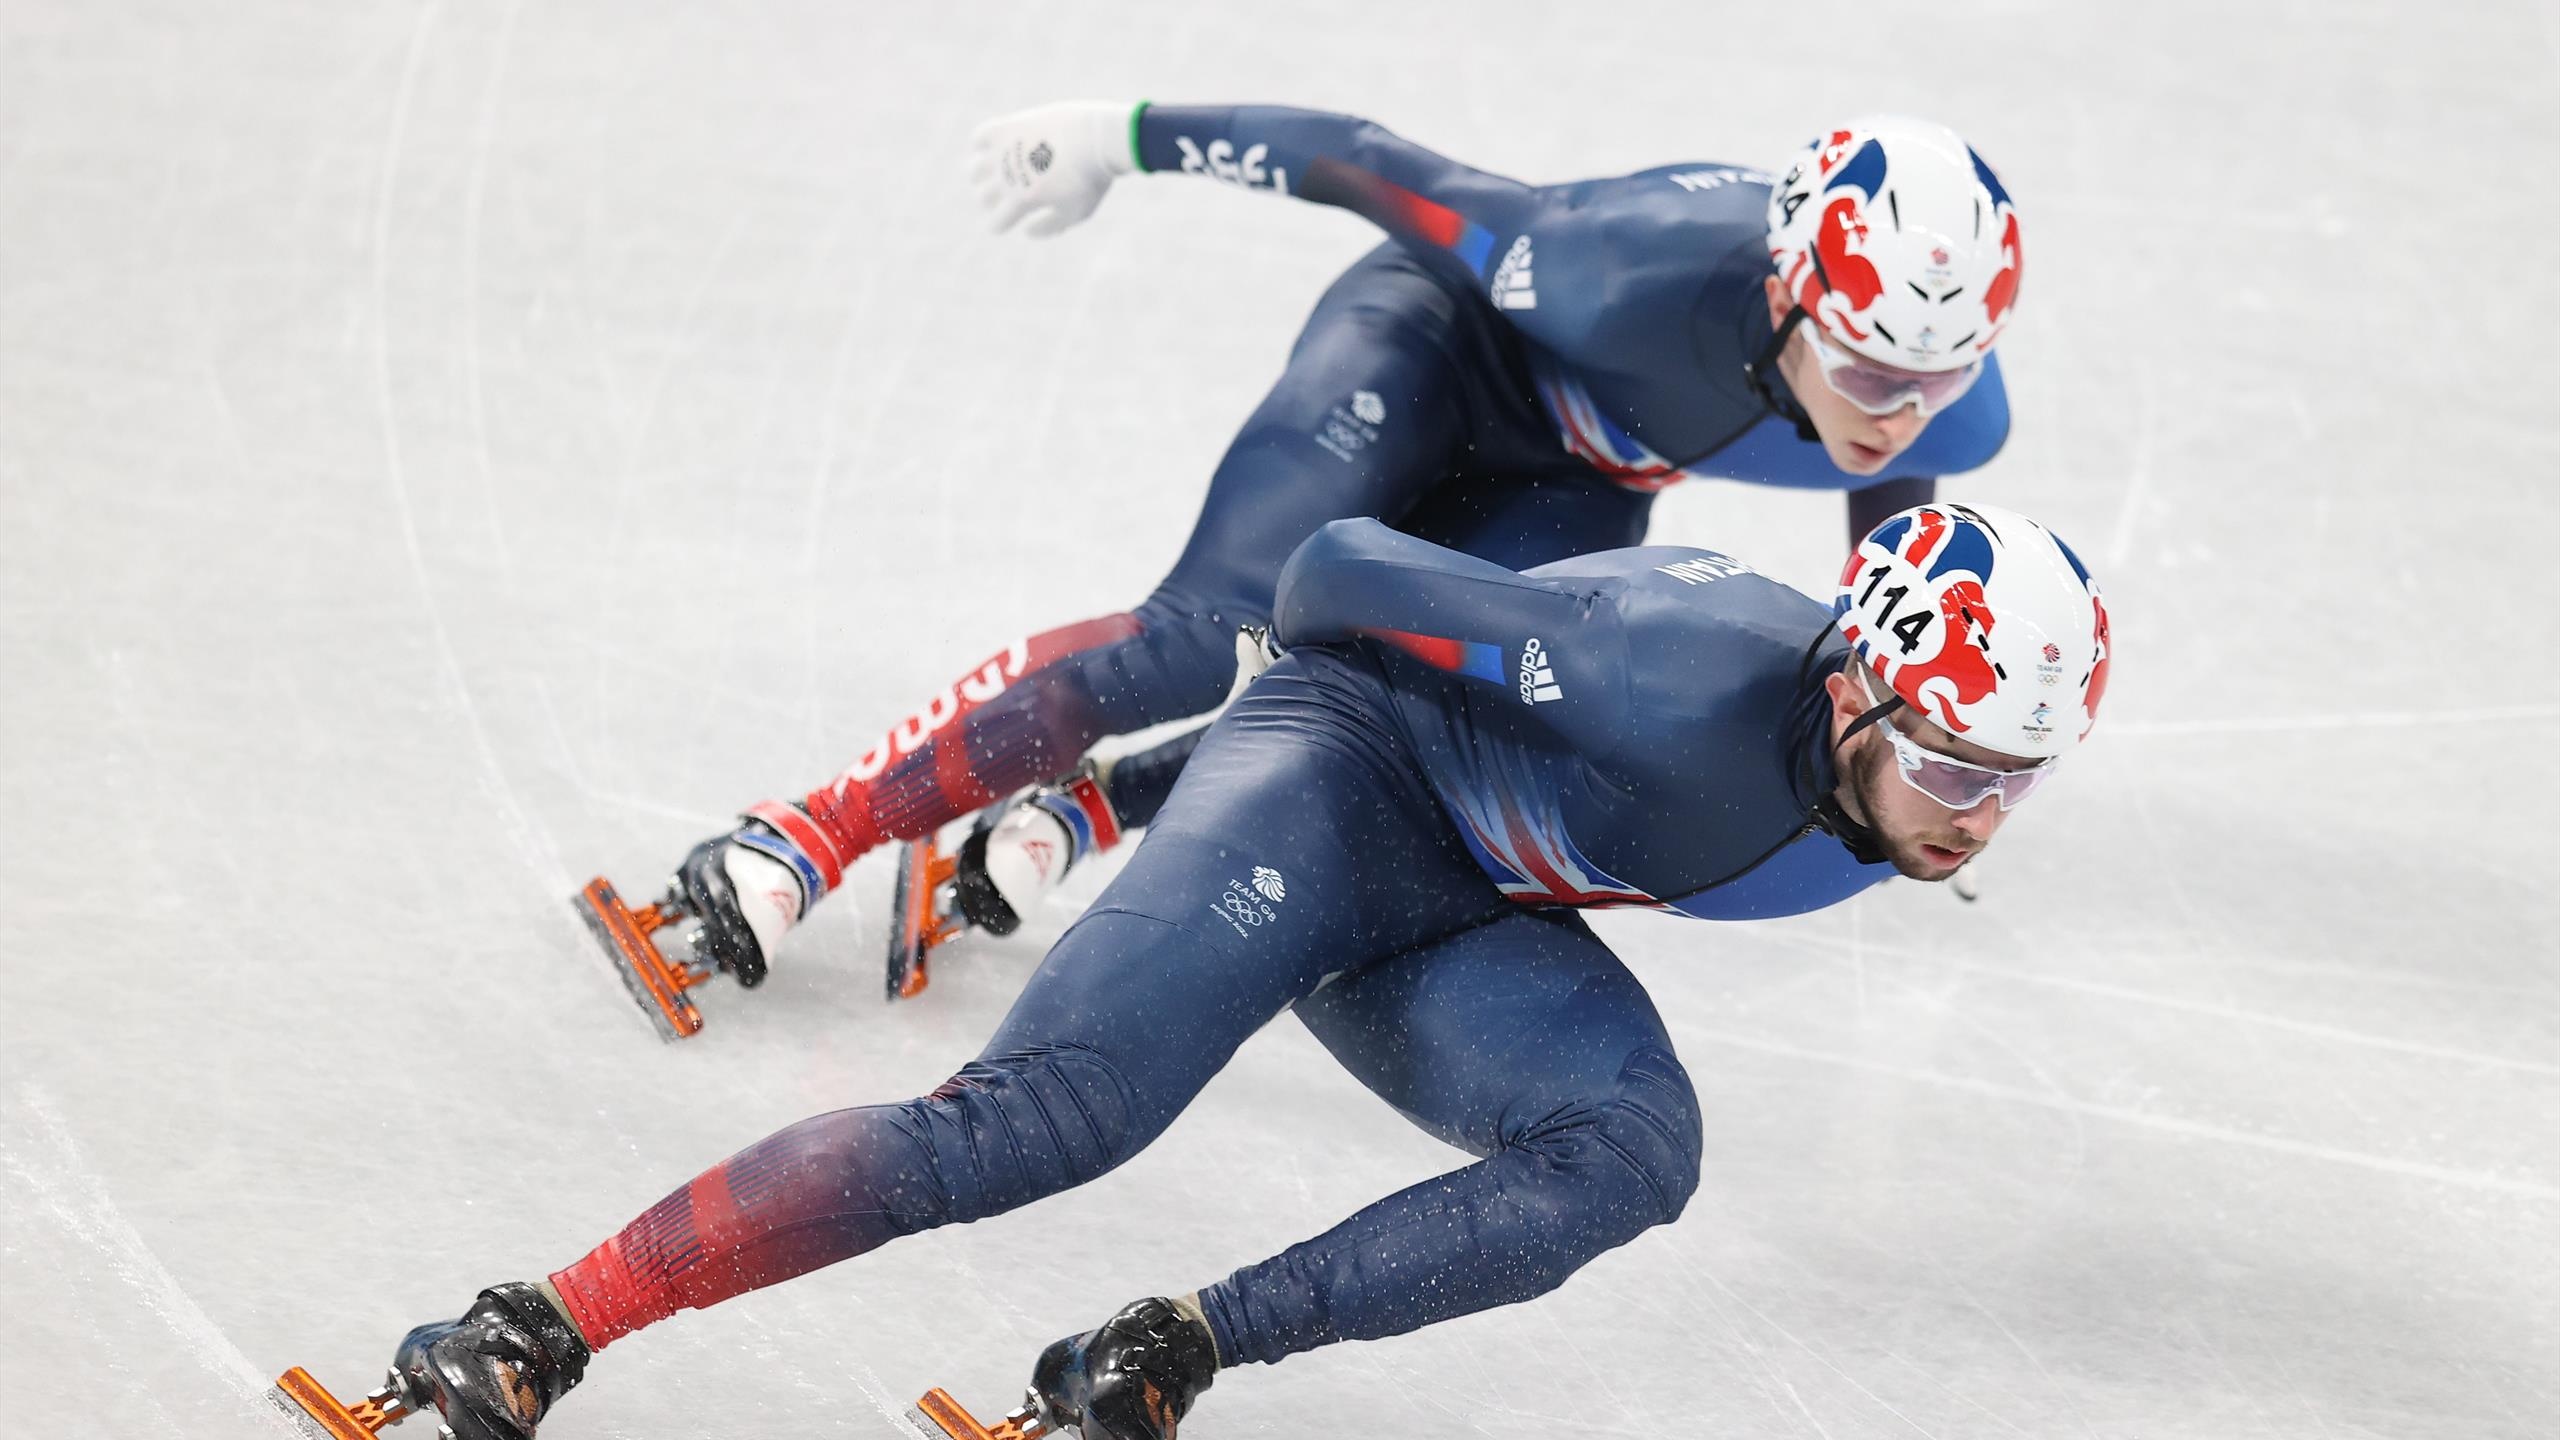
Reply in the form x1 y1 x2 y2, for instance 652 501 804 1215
533 1280 593 1350
1169 1293 1223 1369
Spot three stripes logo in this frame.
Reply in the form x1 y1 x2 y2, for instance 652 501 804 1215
1518 638 1562 705
1491 234 1537 310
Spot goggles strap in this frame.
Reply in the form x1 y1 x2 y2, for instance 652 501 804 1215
1746 305 1821 444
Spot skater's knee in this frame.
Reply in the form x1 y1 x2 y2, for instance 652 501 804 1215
1604 1049 1705 1223
1125 595 1255 704
1514 1046 1704 1235
899 1043 1144 1225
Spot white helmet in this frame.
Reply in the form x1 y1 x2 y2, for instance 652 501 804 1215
1767 117 2023 373
1833 503 2110 760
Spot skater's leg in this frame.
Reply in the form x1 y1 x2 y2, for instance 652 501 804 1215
1094 721 1206 831
730 248 1481 903
966 721 1211 934
1195 908 1702 1366
552 654 1502 1349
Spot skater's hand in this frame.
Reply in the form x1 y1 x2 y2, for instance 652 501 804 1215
971 101 1139 238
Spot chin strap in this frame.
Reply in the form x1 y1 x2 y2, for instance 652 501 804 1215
1746 305 1822 444
1809 694 1903 866
1811 791 1887 865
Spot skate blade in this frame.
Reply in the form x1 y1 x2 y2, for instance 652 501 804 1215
271 1367 411 1440
574 876 706 1041
906 1388 1048 1440
884 835 965 1003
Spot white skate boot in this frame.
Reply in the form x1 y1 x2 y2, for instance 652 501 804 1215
885 764 1122 999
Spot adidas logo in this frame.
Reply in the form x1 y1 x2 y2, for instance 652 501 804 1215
1491 234 1536 311
1518 637 1561 704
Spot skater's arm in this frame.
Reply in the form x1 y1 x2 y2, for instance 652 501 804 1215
1273 519 1635 756
1135 105 1538 274
972 99 1539 286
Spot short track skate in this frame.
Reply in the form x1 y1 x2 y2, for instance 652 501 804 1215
885 830 967 1001
907 1387 1051 1440
271 1366 416 1440
573 875 711 1041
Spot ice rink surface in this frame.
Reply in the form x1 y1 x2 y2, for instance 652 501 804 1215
1 2 2554 1436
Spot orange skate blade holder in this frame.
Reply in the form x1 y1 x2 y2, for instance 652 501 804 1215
575 875 707 1041
271 1367 413 1440
907 1388 1048 1440
887 833 965 1001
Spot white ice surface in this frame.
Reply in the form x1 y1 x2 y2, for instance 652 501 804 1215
0 3 2554 1437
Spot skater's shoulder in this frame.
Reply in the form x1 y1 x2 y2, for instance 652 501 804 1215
1527 543 1795 606
1536 162 1774 248
1529 545 1830 673
1510 165 1775 356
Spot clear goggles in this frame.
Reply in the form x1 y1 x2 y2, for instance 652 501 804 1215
1805 324 1982 418
1879 709 2053 812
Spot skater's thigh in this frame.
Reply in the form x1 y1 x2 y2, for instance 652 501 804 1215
983 653 1502 1111
1295 907 1695 1159
1153 248 1479 615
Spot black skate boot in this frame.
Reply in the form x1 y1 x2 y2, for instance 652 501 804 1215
1027 1298 1218 1440
387 1283 590 1440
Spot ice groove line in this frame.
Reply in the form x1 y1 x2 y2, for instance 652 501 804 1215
1951 964 2560 1078
458 0 524 571
2102 366 2154 567
843 1353 925 1435
1748 928 2560 1070
2109 701 2560 737
367 0 566 893
1693 1030 2560 1200
1 1084 301 1434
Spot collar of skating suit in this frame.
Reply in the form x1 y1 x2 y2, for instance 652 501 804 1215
1791 635 1895 866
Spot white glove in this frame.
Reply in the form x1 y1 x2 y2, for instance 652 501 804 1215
970 100 1140 238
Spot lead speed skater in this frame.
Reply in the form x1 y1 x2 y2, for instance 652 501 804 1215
573 101 2031 1036
275 502 2112 1440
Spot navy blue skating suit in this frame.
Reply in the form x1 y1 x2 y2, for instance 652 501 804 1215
555 521 1893 1367
759 103 2008 896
